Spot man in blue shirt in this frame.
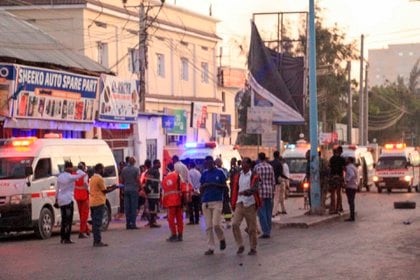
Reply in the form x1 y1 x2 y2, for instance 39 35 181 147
200 156 227 255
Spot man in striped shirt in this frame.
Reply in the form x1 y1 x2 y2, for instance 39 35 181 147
254 153 275 238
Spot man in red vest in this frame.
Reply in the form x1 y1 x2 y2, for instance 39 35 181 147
162 170 186 242
74 162 90 238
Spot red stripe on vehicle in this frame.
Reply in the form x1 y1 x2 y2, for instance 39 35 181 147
31 193 41 198
46 191 56 197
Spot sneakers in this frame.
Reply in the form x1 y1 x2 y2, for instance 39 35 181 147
204 249 214 255
281 211 287 215
61 239 75 244
248 249 257 256
166 235 178 242
150 223 161 228
236 246 245 255
78 233 88 239
177 234 183 242
93 242 108 247
259 234 270 239
344 218 355 222
220 239 226 250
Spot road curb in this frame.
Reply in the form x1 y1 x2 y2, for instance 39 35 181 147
272 212 350 229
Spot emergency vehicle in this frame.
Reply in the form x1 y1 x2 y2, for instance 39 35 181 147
282 140 310 194
179 142 241 171
341 145 375 191
0 136 119 239
373 143 420 193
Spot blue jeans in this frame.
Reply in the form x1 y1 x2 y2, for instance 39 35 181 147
258 198 273 236
124 191 139 227
90 205 104 244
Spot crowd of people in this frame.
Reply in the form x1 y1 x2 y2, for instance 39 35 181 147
55 145 358 254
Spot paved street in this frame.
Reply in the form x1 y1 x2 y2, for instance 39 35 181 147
2 191 420 280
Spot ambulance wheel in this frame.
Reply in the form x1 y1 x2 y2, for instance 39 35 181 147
34 207 54 239
394 201 416 209
100 203 111 231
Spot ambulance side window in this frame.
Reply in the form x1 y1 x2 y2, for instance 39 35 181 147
34 158 52 180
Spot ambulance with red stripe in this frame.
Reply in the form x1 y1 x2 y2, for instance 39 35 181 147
373 143 420 193
0 137 119 239
282 140 310 194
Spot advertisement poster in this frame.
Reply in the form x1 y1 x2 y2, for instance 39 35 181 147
165 108 187 135
98 74 138 123
215 114 231 138
246 107 273 134
0 64 16 118
12 65 97 122
191 102 207 129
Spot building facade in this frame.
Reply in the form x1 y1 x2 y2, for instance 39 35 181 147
369 43 420 87
2 0 239 162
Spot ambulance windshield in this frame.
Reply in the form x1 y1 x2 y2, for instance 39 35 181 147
0 157 33 179
285 158 307 173
376 157 407 170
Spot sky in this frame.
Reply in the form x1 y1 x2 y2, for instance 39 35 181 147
172 0 420 69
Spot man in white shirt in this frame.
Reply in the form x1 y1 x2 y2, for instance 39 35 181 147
231 157 259 255
344 157 358 222
56 161 86 244
187 161 201 225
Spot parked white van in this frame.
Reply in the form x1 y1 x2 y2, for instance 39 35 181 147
180 142 241 171
282 140 310 194
341 145 375 191
0 137 119 239
374 143 420 193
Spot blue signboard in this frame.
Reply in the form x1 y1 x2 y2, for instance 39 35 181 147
12 64 98 122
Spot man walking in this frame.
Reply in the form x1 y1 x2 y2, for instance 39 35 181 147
162 169 184 242
231 157 260 256
90 163 118 247
254 153 275 239
200 156 228 255
270 151 289 217
344 157 358 222
120 157 140 229
56 161 86 244
145 159 162 228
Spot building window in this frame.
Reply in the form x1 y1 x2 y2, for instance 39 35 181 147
181 57 189 81
97 42 108 67
157 53 165 77
201 62 209 83
222 91 226 112
128 48 139 73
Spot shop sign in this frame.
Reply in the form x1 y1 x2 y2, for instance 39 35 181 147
166 109 187 135
12 65 97 122
98 74 138 123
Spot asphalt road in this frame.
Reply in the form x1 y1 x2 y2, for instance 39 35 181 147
2 190 420 280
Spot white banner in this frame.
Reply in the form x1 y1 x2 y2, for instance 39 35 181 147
246 107 273 134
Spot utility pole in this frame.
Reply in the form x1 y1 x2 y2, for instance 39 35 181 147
139 1 147 112
347 61 352 144
308 0 321 213
358 34 364 145
364 63 369 144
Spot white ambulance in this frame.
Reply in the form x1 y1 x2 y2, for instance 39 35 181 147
373 143 420 193
0 137 119 239
180 142 241 172
282 140 310 194
341 145 375 192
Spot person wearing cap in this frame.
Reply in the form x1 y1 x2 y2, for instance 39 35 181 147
74 162 90 238
200 156 228 255
254 152 276 239
56 161 86 244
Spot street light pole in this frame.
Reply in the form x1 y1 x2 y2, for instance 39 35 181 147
139 1 147 112
308 0 321 213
